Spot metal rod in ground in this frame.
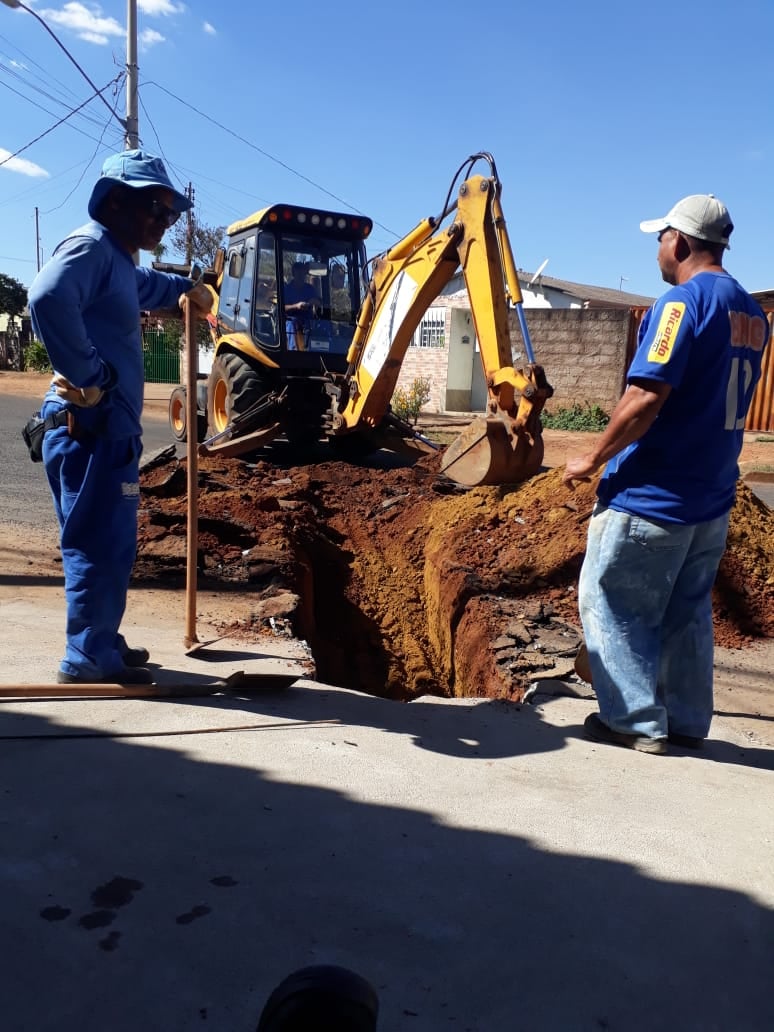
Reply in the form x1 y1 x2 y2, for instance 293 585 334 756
184 293 199 649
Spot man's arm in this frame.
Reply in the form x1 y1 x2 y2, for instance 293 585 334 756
562 379 672 489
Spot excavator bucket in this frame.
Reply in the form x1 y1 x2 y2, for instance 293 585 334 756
439 416 545 487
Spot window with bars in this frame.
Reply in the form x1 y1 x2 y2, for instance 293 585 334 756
411 308 446 348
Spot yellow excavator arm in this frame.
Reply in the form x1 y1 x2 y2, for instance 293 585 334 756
329 154 553 486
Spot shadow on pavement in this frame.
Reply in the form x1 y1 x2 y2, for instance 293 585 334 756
1 700 772 1031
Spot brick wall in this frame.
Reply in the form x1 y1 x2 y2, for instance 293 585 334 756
514 308 631 415
397 346 448 412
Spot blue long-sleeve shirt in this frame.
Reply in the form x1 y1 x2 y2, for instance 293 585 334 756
28 220 193 438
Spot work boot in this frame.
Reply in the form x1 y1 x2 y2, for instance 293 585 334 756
584 713 667 755
120 645 150 667
56 667 154 685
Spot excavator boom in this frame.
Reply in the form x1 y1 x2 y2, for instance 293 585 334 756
330 154 553 486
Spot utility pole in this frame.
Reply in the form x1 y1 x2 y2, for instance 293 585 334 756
125 0 139 149
34 206 41 272
185 182 195 264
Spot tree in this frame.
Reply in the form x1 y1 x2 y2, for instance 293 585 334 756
0 272 27 325
167 214 226 269
0 273 28 370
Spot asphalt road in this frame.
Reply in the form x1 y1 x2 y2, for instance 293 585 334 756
0 393 172 529
2 390 771 528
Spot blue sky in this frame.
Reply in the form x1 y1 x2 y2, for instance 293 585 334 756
1 0 772 301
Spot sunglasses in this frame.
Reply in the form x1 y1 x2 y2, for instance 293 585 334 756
137 196 181 227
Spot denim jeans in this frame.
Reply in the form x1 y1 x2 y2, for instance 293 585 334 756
579 505 730 740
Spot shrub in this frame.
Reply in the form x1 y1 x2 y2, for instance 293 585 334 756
542 403 609 432
23 339 52 373
392 375 432 425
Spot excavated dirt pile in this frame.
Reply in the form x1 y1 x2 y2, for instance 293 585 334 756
136 448 774 702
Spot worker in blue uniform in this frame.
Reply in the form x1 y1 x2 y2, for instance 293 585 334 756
28 150 213 685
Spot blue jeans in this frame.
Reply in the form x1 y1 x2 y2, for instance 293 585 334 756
579 505 730 740
42 403 142 679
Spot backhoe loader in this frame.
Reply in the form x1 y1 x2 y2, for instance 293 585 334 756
168 153 552 486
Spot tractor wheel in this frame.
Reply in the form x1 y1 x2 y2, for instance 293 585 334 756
168 386 207 443
206 351 268 437
168 386 189 442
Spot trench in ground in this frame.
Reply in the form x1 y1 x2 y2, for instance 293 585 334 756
136 454 774 701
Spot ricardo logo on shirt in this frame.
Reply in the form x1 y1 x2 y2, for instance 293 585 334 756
648 302 685 364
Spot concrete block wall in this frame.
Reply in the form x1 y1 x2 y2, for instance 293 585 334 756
389 306 633 417
515 308 630 415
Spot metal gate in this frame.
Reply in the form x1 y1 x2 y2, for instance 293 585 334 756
142 329 180 384
747 310 774 432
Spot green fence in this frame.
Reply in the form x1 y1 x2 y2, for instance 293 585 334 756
142 329 180 384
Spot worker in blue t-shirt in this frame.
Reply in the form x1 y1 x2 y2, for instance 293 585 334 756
28 149 213 686
564 194 769 755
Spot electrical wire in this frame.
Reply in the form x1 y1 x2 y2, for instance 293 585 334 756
0 73 123 171
41 85 126 215
140 79 398 239
0 31 119 137
0 56 122 138
0 74 123 150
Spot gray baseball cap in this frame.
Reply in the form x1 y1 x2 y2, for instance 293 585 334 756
88 149 192 220
640 194 733 249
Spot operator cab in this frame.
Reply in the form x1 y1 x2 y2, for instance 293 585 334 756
216 204 372 369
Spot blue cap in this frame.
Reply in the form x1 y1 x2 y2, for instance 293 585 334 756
88 149 192 220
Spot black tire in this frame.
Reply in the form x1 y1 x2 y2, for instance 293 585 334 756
168 386 188 443
206 351 268 437
168 386 208 443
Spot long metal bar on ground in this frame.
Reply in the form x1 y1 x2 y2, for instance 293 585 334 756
0 671 300 700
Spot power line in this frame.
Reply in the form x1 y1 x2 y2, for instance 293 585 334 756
42 90 125 214
0 75 124 149
140 79 398 238
0 30 104 116
0 73 123 170
0 54 118 133
0 0 125 133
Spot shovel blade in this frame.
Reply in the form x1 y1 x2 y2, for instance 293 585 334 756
225 670 299 692
440 417 545 487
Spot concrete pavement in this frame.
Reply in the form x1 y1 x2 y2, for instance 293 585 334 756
1 570 774 1031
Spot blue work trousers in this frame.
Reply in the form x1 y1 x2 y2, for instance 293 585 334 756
41 406 141 679
578 505 730 740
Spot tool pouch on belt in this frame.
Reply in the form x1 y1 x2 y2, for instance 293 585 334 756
21 409 73 463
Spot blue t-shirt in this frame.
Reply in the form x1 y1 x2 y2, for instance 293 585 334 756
28 221 193 438
598 271 768 523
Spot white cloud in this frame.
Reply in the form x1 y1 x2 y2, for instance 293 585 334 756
38 4 123 47
140 27 165 47
138 0 185 15
0 149 50 178
203 21 216 35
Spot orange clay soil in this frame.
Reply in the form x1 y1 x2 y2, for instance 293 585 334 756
136 444 774 703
